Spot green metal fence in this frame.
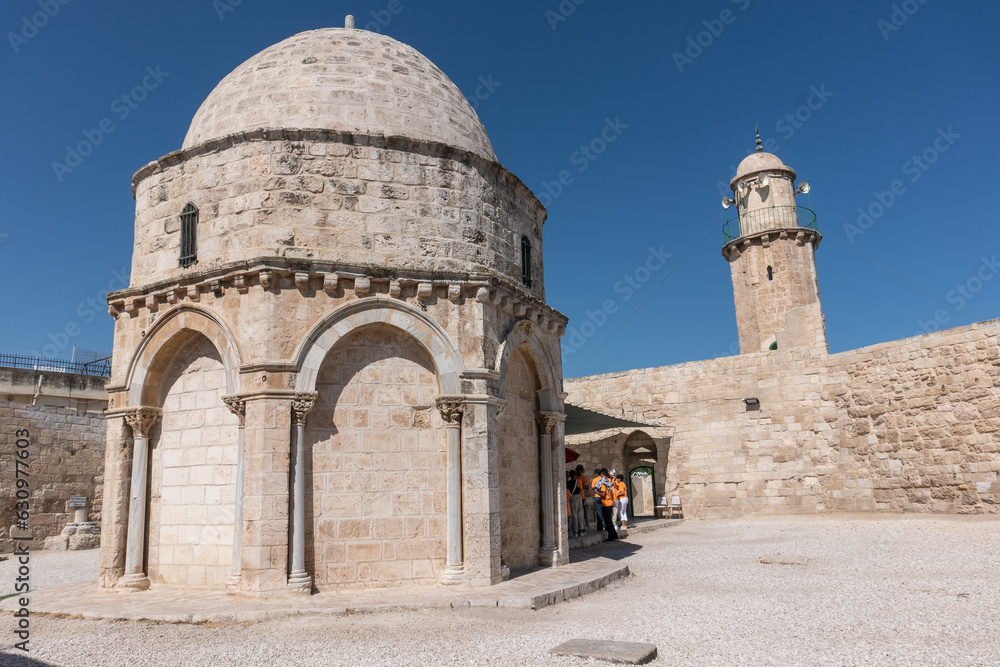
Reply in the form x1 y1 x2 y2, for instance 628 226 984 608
723 205 817 244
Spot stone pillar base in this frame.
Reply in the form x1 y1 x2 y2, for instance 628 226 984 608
286 573 312 594
538 547 559 567
116 573 150 591
226 573 242 590
439 565 466 585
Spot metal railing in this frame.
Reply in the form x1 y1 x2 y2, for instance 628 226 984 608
0 353 111 377
723 205 817 244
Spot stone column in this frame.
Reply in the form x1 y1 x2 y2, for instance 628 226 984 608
287 392 317 592
536 412 561 567
118 407 159 591
223 395 247 588
98 411 131 589
436 397 466 584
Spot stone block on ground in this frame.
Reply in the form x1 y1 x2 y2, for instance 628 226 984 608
548 639 658 665
44 535 69 551
69 533 101 550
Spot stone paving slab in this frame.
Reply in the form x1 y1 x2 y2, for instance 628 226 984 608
549 639 658 664
759 554 809 565
3 556 629 624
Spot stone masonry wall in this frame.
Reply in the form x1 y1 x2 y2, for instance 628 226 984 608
147 335 239 587
564 320 1000 519
304 326 446 589
0 403 106 553
829 320 1000 513
496 348 541 572
130 133 546 300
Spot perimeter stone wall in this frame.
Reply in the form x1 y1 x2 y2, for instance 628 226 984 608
565 319 1000 518
0 403 106 553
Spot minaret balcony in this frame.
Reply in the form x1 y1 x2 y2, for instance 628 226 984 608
723 205 817 244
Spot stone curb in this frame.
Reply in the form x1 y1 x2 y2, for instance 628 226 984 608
9 559 631 624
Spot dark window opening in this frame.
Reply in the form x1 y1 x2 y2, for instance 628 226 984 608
769 341 778 351
179 203 198 268
521 235 532 287
767 265 773 281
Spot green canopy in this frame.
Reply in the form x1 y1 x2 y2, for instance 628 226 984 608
562 402 658 436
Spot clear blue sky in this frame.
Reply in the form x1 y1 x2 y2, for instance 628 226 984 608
1 0 998 378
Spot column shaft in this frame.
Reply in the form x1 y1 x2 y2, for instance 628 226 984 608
229 426 246 585
437 398 466 584
288 393 316 592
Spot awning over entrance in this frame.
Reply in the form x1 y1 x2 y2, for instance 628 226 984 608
562 402 658 436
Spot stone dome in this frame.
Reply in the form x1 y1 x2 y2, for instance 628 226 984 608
731 151 796 190
182 28 496 161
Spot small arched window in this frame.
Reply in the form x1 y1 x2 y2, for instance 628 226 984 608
179 203 198 268
769 341 778 351
767 265 773 281
520 235 532 287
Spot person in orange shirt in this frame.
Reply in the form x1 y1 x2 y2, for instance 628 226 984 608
615 473 629 530
594 468 618 542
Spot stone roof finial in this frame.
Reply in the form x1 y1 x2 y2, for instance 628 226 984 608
345 15 355 29
755 124 763 153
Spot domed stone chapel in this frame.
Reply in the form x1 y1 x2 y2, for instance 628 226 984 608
99 21 569 595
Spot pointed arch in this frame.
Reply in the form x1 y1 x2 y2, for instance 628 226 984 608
124 305 243 407
293 297 465 394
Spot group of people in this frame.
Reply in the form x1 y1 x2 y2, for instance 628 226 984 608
566 465 629 542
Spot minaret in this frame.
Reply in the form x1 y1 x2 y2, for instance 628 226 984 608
722 129 826 354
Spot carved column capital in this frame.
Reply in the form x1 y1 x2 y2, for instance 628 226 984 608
123 407 160 439
435 397 465 426
535 411 565 436
222 395 247 427
291 392 318 425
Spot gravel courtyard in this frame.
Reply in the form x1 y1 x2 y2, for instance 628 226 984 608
2 514 998 666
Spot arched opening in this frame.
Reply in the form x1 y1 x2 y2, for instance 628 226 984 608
627 466 656 519
146 332 239 587
496 345 541 572
303 324 446 590
623 431 659 520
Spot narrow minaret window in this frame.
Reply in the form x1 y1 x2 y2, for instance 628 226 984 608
521 235 532 287
179 203 198 268
767 265 773 281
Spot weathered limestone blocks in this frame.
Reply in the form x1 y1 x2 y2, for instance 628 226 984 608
565 319 1000 519
0 404 106 554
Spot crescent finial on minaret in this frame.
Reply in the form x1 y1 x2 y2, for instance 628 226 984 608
755 124 763 152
